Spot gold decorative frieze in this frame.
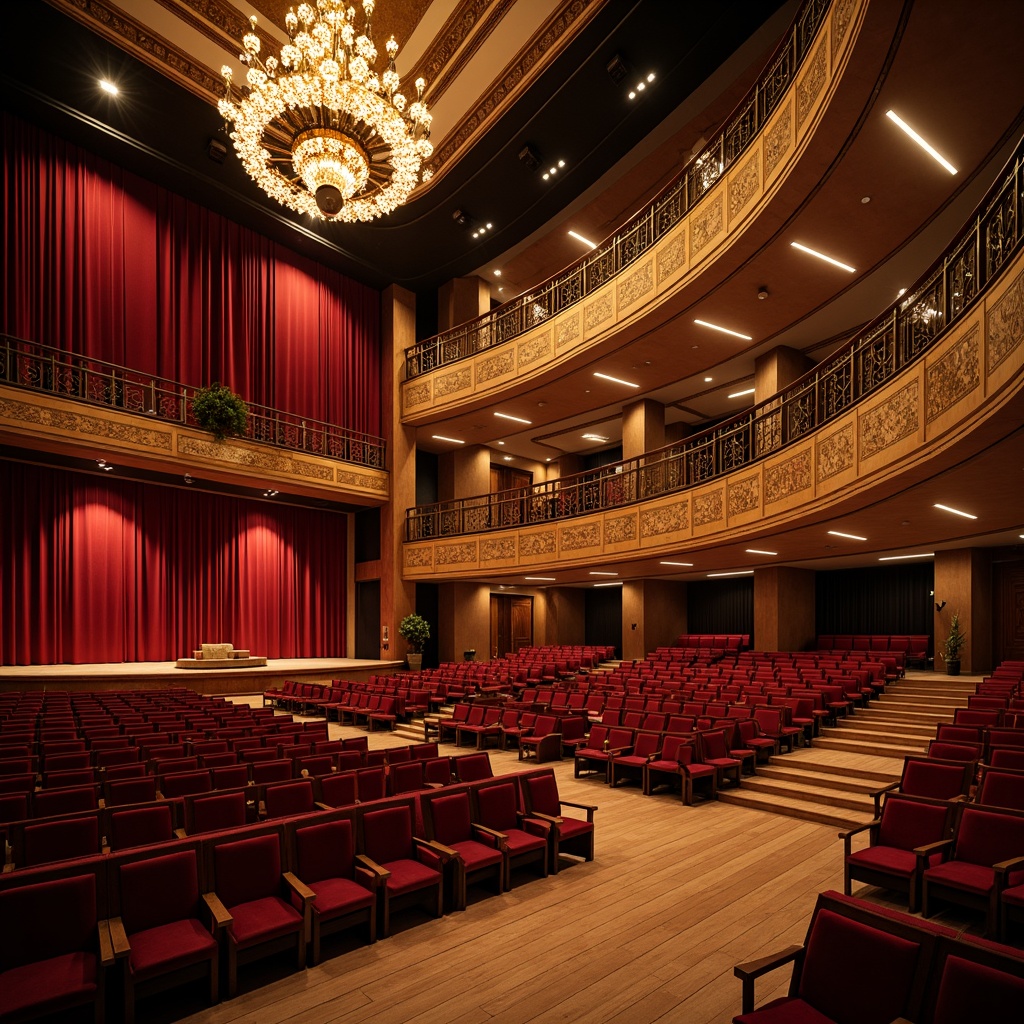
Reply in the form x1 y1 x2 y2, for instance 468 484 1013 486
765 450 812 504
481 537 516 561
694 490 724 527
617 260 654 311
727 475 760 516
178 435 290 472
291 461 334 482
729 152 760 220
604 514 637 544
641 501 688 538
987 266 1024 373
405 547 433 569
817 423 854 482
860 381 919 459
404 381 431 410
690 195 723 257
518 332 552 367
764 103 792 178
832 0 857 62
560 523 601 551
520 532 556 557
476 349 516 385
436 542 477 566
435 367 472 397
337 469 387 492
556 314 581 350
797 38 827 131
656 234 687 284
584 294 614 332
927 325 980 423
0 395 174 450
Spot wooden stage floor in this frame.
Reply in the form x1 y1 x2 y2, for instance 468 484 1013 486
0 658 405 696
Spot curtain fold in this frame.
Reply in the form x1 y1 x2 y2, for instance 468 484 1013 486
0 461 347 665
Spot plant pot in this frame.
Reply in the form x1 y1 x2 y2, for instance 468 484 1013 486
406 652 423 673
945 659 961 676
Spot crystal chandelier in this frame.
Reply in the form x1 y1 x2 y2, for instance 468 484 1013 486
219 0 433 222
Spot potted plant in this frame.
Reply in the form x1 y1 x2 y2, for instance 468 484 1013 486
398 613 430 672
190 382 249 441
939 612 966 676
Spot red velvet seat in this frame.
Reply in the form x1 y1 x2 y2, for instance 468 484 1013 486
110 848 219 1023
262 779 315 818
974 765 1024 811
0 872 113 1023
290 817 377 964
609 730 662 788
518 713 563 762
471 779 548 889
104 775 158 808
356 801 447 937
923 804 1024 936
205 832 311 997
644 734 717 805
451 752 493 783
930 949 1024 1024
842 794 956 911
519 769 596 874
871 755 975 817
697 728 743 788
422 789 504 911
574 726 633 782
108 804 175 851
21 813 103 868
183 789 250 835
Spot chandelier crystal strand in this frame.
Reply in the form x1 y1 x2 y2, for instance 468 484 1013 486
219 0 432 222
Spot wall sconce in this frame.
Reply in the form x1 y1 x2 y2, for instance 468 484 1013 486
630 623 637 630
935 600 946 612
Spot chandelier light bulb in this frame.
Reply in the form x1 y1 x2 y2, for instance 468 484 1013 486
219 0 432 222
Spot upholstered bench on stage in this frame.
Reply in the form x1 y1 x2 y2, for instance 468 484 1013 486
175 643 267 669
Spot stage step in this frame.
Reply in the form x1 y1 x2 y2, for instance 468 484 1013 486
827 717 938 739
766 755 901 783
734 776 873 812
717 788 872 830
757 764 893 795
812 735 926 758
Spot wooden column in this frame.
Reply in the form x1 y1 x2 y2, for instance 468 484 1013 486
623 579 687 661
933 549 993 674
622 399 665 460
437 276 490 332
754 567 815 651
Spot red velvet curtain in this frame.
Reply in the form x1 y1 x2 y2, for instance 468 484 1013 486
0 461 347 665
2 113 381 436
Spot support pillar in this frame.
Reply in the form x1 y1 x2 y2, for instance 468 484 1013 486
622 399 665 460
754 567 815 651
622 579 687 661
438 276 490 332
933 549 993 674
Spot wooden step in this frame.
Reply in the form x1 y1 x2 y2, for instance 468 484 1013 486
878 693 965 708
829 718 938 738
716 788 873 830
813 735 925 758
737 776 873 812
767 755 901 782
757 764 893 795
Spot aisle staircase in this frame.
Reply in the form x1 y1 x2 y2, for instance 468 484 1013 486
717 674 977 829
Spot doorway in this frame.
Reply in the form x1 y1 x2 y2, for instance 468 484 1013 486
490 594 533 658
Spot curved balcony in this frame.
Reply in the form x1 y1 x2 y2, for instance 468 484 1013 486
400 0 863 421
402 133 1024 578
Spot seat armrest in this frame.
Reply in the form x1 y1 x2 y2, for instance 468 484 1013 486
173 827 187 839
994 854 1024 885
471 824 508 849
559 799 598 822
202 891 233 930
355 853 391 882
107 916 131 960
529 810 563 826
915 838 953 859
418 838 456 863
283 871 316 905
314 801 333 811
841 818 880 856
733 944 803 1014
97 919 117 967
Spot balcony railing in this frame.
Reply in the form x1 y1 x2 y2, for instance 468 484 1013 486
0 336 387 470
404 0 831 380
406 131 1024 542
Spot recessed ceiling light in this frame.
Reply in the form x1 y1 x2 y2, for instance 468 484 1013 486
99 79 119 95
525 576 556 582
707 570 754 578
828 530 867 541
933 503 977 520
431 435 464 444
582 433 610 442
885 110 957 174
728 388 755 399
745 549 777 556
589 571 618 577
660 561 693 567
878 553 935 561
503 455 513 461
693 319 753 341
493 269 501 277
494 412 531 425
704 376 713 383
496 441 505 446
545 457 552 463
790 241 856 273
593 581 623 587
568 230 597 249
593 371 639 388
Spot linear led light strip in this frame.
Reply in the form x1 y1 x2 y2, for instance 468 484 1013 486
707 570 753 577
828 530 867 541
878 553 934 561
933 503 977 520
790 241 856 273
885 110 957 174
693 319 752 341
494 411 531 425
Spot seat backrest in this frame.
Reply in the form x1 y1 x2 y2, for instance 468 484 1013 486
473 780 519 832
954 805 1024 866
797 907 923 1024
453 752 493 782
186 789 248 834
355 766 387 802
214 833 283 907
877 795 953 851
975 767 1024 811
632 731 662 757
109 804 175 850
930 950 1024 1024
0 873 97 970
295 818 356 884
360 804 413 864
390 760 426 794
264 779 315 818
699 729 730 760
426 791 472 845
901 757 973 801
607 728 634 749
32 784 98 818
22 815 101 867
317 771 359 808
105 775 158 807
532 715 559 736
119 849 201 934
521 771 560 818
251 759 294 785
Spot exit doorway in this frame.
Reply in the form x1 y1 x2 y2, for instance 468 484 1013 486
490 594 533 658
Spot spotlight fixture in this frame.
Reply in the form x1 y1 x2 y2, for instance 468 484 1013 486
757 287 769 300
207 137 228 164
183 473 194 485
99 79 119 96
263 488 280 498
96 459 113 472
935 600 946 612
218 1 433 221
452 209 469 226
606 53 629 84
518 144 541 171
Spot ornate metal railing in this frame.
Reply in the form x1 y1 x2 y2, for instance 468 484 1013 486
406 132 1024 542
0 336 387 469
404 0 831 379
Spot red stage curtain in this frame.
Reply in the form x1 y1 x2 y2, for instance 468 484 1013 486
1 113 381 437
0 460 347 665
